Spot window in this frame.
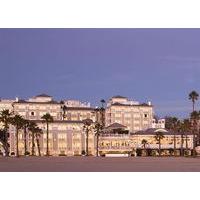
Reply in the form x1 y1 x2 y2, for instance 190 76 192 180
31 112 35 116
144 114 148 118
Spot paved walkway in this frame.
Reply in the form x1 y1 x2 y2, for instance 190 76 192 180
0 156 200 172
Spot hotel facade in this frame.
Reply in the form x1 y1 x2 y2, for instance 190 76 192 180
0 94 193 156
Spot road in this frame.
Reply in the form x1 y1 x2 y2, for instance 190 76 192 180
0 156 200 172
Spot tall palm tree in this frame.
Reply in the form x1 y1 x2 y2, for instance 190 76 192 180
35 126 43 156
0 109 13 156
141 139 148 156
11 114 24 157
94 122 103 157
100 99 106 127
60 101 67 120
154 132 165 156
178 120 185 156
189 91 199 112
165 116 179 156
183 119 191 154
190 111 200 156
93 99 106 157
22 119 29 155
41 113 53 156
83 118 93 156
176 120 183 156
28 121 37 156
180 119 191 156
100 99 106 108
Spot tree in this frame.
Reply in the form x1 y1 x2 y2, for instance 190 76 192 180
41 113 53 156
189 91 199 112
100 99 106 108
177 120 185 156
93 99 106 157
83 118 93 156
141 139 148 156
165 117 179 156
22 119 30 155
100 99 106 127
35 126 43 156
180 119 191 156
11 115 24 157
28 121 37 156
60 101 67 120
0 109 13 156
154 132 165 156
182 119 191 154
94 122 103 157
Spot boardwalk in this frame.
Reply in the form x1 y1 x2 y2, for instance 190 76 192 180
0 156 200 172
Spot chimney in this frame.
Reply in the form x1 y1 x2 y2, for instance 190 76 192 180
15 97 19 102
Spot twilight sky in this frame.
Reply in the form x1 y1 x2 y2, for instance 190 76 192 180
0 29 200 118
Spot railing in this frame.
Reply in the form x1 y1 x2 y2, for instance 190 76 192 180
99 146 132 150
100 134 129 138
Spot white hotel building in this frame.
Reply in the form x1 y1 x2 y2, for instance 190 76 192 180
0 94 192 156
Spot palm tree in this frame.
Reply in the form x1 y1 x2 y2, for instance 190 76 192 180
100 99 106 126
176 120 183 156
100 99 106 108
165 116 179 156
190 111 200 156
60 101 67 120
0 109 13 156
22 119 29 155
28 121 37 156
35 126 43 156
83 118 93 156
183 119 191 154
141 139 148 156
11 114 24 157
94 122 103 157
41 113 53 156
189 91 199 112
178 120 185 156
154 132 165 156
180 119 191 156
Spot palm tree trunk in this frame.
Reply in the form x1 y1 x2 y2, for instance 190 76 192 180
144 144 146 156
193 100 195 112
5 141 9 156
24 127 27 155
96 132 99 157
86 128 89 156
159 139 161 156
46 122 49 156
173 135 176 156
36 136 41 156
31 132 35 156
192 120 196 157
4 125 9 156
185 133 188 154
16 127 19 157
181 134 183 156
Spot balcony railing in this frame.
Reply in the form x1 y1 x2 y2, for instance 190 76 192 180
99 146 132 150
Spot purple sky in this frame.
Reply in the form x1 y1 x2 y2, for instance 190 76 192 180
0 29 200 118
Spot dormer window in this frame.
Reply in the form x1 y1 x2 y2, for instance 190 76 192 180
144 114 148 118
31 112 35 116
